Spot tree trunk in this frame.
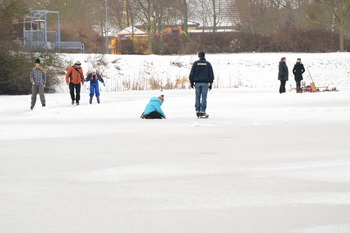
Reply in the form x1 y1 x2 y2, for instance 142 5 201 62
147 0 153 54
212 0 217 32
148 34 153 54
183 0 188 34
339 24 345 51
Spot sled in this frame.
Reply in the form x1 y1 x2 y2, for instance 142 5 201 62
310 82 317 92
305 68 338 93
305 83 337 92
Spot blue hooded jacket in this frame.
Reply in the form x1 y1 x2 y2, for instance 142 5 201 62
143 97 165 118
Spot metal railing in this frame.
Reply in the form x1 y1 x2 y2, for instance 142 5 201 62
56 42 85 53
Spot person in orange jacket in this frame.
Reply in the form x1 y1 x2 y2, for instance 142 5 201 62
65 61 85 105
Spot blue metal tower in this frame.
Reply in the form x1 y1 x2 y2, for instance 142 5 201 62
23 10 85 53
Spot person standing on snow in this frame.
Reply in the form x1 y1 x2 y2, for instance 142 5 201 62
140 95 166 119
65 61 84 105
30 58 46 110
278 57 289 94
292 58 305 93
85 69 105 104
189 51 214 118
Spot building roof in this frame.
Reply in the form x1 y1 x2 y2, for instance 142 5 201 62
117 26 146 35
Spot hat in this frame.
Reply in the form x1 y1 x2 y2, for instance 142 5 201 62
198 51 205 58
91 68 96 73
74 61 81 65
158 95 164 102
297 58 301 61
35 58 41 64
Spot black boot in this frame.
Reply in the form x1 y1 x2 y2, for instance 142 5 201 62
199 112 209 119
97 97 100 104
89 97 92 104
296 85 302 93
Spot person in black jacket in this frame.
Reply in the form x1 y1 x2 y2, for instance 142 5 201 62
189 51 214 118
278 57 289 94
292 58 305 93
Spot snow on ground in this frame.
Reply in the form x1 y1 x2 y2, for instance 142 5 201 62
1 52 350 233
56 52 350 92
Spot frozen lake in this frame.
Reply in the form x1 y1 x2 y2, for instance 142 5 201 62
1 88 350 233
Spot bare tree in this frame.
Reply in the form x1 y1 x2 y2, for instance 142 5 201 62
190 0 228 32
306 0 350 51
327 0 350 51
182 0 190 34
130 0 175 53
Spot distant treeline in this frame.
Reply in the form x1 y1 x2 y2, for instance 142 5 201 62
120 29 348 55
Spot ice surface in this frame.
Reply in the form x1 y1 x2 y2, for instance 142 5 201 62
1 53 350 233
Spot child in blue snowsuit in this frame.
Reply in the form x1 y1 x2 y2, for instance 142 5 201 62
141 95 166 119
85 69 105 104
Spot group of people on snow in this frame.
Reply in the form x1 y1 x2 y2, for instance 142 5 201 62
278 57 306 94
140 51 214 119
65 61 105 105
30 52 305 119
30 51 214 119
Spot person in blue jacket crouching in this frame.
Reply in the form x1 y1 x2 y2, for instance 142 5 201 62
141 95 166 119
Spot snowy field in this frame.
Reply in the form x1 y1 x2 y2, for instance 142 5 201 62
57 52 350 91
1 53 350 233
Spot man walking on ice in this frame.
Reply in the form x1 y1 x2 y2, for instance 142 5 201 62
30 57 46 110
65 61 84 105
189 51 214 118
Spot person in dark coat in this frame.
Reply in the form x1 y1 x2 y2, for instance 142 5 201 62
278 57 289 94
292 58 305 93
189 51 214 118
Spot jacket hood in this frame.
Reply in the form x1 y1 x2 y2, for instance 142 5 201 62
150 97 163 105
33 67 47 73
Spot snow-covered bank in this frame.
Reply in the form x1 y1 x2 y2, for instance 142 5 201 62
57 52 350 92
1 88 350 233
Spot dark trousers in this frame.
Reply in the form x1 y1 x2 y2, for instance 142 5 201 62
144 111 163 119
279 80 286 93
69 83 81 103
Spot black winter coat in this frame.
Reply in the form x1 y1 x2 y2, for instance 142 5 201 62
278 62 289 81
189 58 214 84
292 63 305 81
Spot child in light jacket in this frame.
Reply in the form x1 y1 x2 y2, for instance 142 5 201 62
141 95 166 119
